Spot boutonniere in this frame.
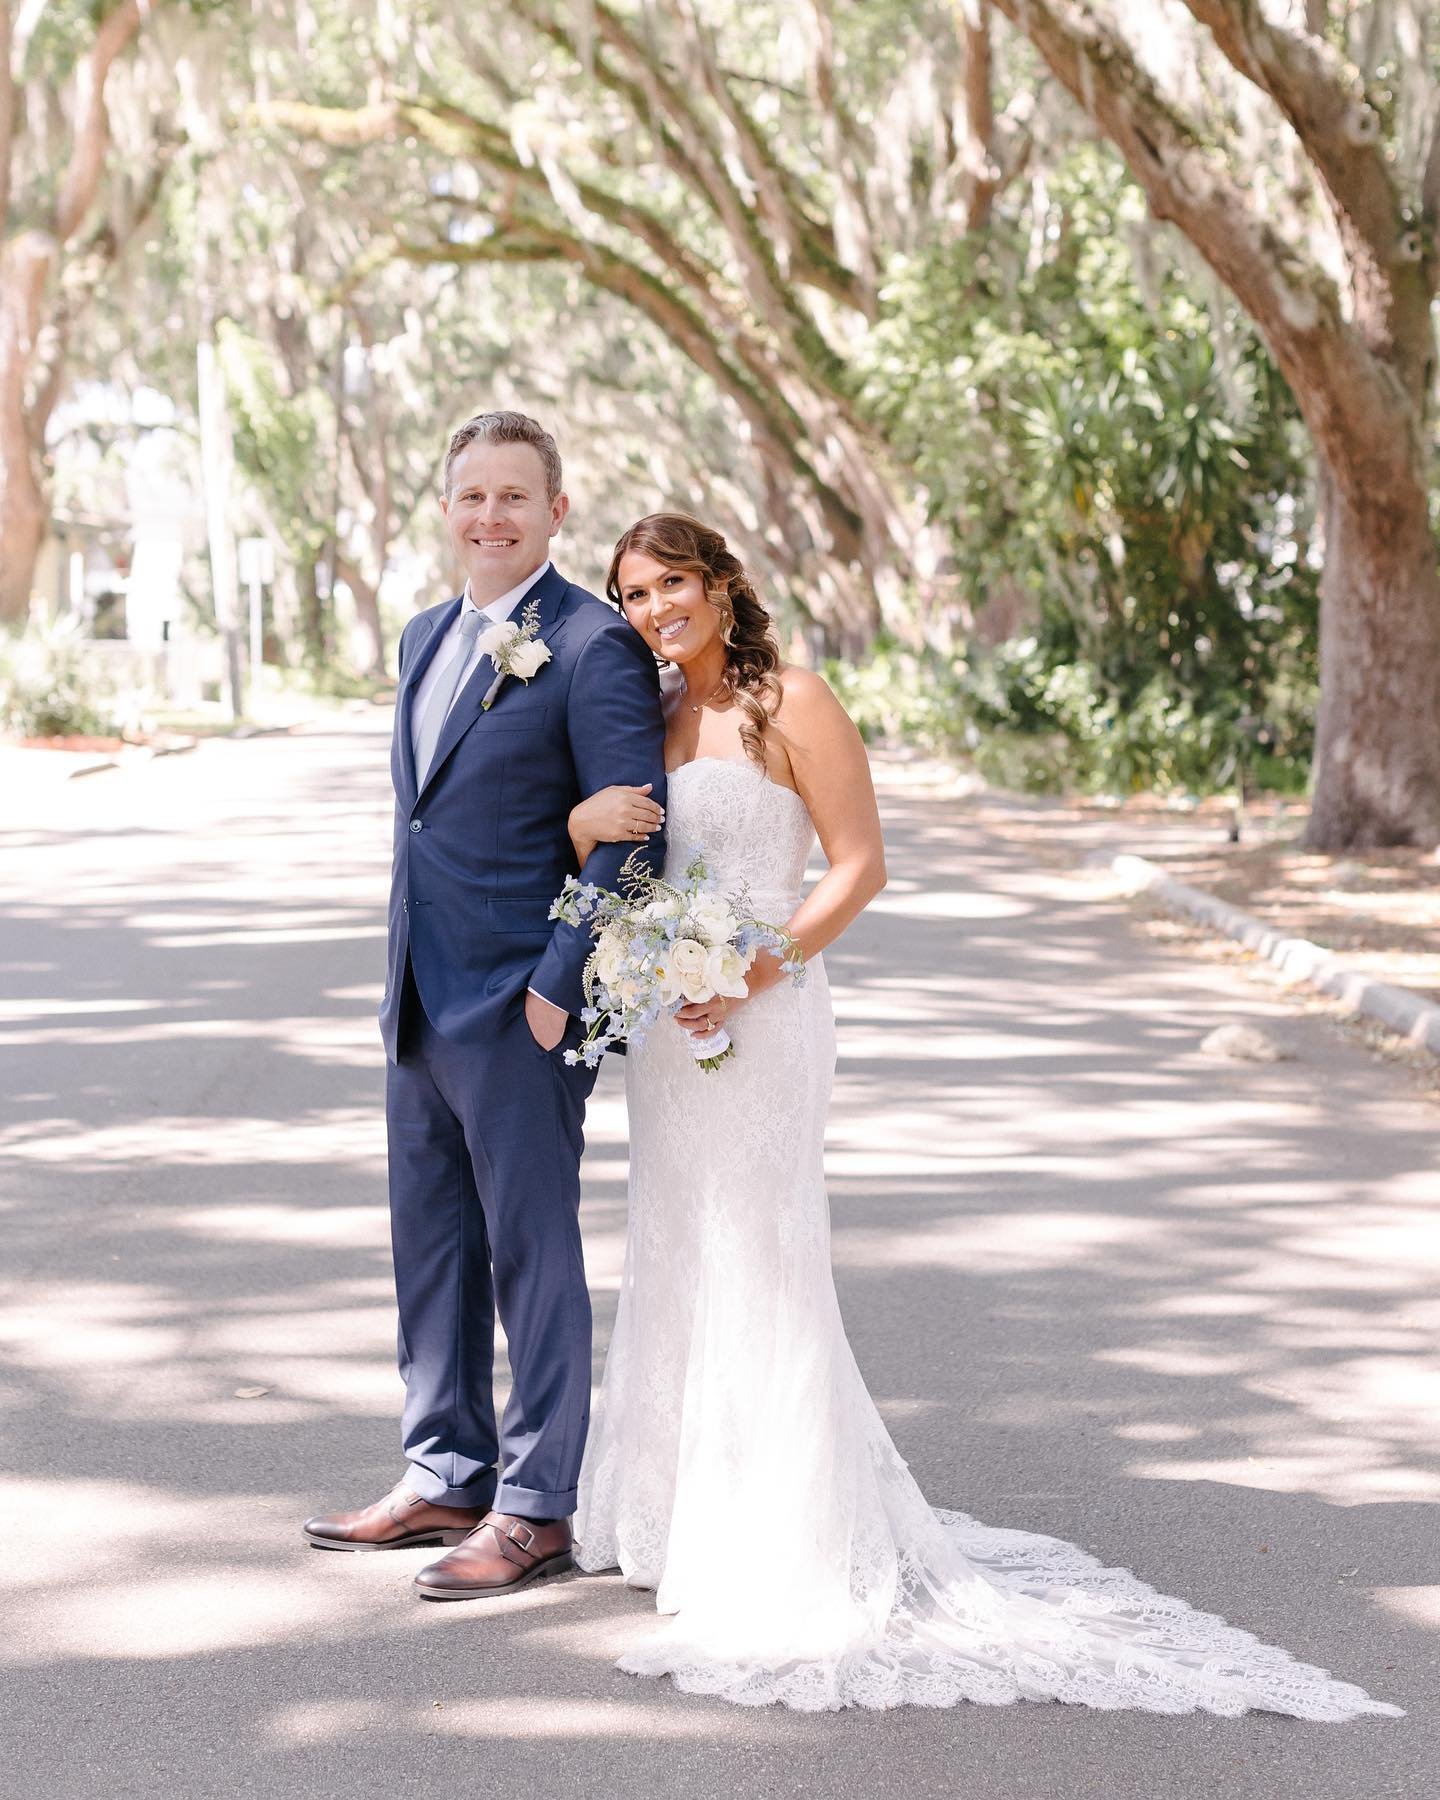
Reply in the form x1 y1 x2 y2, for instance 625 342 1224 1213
476 595 552 710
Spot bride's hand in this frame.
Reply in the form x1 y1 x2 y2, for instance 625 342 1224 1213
674 949 784 1037
568 783 664 863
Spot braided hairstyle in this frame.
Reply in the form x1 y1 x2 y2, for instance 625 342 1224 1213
606 512 783 769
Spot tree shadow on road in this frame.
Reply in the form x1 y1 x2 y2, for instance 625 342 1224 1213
0 732 1430 1798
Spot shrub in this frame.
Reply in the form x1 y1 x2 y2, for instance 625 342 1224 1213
0 624 120 738
827 636 1313 798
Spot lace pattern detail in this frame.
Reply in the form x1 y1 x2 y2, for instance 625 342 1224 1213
574 759 1401 1720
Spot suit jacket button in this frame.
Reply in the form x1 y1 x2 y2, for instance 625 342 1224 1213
410 819 423 832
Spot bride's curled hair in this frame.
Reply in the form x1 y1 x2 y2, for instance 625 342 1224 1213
607 512 783 768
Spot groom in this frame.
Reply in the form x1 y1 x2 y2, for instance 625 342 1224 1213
303 410 667 1597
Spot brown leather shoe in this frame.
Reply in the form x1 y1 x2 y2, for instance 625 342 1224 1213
302 1479 488 1551
414 1511 574 1599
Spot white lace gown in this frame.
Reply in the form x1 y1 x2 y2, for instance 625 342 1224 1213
574 757 1400 1720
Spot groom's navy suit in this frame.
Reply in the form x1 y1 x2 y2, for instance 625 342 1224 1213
382 562 666 1517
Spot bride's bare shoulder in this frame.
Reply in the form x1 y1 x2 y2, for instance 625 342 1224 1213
771 664 856 740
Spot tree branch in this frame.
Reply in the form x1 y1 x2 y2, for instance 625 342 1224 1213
672 0 851 296
958 0 999 231
395 213 864 555
1177 1 1404 277
0 2 14 235
987 0 1406 483
1421 114 1440 297
526 1 863 362
262 93 817 445
30 133 177 440
807 0 876 307
54 0 154 242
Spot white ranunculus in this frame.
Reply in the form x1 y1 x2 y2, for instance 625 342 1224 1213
642 894 683 921
613 970 647 1008
689 896 739 948
593 926 627 988
507 638 552 679
476 621 520 662
660 936 711 1005
705 942 750 999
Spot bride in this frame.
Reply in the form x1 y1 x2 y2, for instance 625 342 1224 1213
562 510 1399 1721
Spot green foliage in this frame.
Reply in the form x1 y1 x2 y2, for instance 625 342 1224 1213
857 145 1320 794
828 636 1313 797
0 625 120 738
217 319 329 564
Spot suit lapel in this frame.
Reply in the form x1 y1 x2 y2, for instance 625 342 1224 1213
396 597 462 804
417 565 574 800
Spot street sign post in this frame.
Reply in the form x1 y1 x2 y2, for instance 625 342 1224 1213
237 536 275 694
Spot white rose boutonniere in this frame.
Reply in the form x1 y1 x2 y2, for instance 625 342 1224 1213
481 594 552 710
507 638 552 680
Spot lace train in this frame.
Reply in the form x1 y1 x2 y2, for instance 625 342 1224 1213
574 759 1400 1720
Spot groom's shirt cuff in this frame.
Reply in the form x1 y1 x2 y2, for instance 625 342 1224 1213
526 985 567 1015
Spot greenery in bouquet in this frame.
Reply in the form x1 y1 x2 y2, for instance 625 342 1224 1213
549 849 803 1072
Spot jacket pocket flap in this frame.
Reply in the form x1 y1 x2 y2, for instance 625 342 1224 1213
483 704 549 734
486 896 555 935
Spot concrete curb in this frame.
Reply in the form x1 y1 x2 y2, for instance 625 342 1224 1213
1107 851 1440 1056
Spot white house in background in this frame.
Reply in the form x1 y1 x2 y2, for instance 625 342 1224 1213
36 385 221 705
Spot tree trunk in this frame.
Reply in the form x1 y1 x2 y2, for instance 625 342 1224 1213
0 243 49 624
1306 460 1440 847
301 565 329 667
0 414 45 624
196 330 245 719
336 553 385 679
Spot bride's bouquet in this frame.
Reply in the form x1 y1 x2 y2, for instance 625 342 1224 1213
549 849 803 1072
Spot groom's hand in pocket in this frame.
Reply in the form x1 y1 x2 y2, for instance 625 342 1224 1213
525 988 568 1051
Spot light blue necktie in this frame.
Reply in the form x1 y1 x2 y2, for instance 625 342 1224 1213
414 608 483 785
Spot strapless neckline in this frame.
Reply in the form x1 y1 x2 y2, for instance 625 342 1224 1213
666 756 808 811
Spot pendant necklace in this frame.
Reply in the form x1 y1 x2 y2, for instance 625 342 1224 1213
684 672 730 714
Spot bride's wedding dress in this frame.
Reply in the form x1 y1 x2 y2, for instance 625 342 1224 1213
574 757 1399 1719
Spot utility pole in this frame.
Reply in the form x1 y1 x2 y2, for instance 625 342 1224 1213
197 320 245 721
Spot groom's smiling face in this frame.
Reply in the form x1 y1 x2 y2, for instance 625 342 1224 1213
441 441 569 603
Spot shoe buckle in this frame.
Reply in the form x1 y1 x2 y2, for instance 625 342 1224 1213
505 1520 537 1551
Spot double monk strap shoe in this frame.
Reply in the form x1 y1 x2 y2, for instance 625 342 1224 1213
414 1511 574 1599
302 1479 488 1551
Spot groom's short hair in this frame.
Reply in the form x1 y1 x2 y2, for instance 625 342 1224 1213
444 411 563 502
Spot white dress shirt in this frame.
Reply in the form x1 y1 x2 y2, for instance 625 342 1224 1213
408 560 565 1021
408 561 551 769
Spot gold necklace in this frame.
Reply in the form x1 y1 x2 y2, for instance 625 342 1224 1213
683 672 730 714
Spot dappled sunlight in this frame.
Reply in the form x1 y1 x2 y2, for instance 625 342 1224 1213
167 1203 388 1249
146 925 386 949
0 1478 284 1591
0 1015 385 1065
836 1209 1165 1273
868 888 1034 921
5 1565 383 1665
0 1271 403 1421
1 1111 385 1167
0 1281 186 1369
2 716 1433 1758
1123 1452 1440 1506
267 1693 764 1746
1373 1588 1440 1631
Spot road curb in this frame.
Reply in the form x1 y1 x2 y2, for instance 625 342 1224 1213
1107 851 1440 1055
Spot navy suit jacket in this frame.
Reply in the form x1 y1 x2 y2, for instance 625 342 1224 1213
380 563 667 1063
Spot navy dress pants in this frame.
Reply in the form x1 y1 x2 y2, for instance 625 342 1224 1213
385 966 598 1518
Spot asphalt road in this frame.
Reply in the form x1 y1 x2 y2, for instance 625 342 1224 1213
1 710 1434 1800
